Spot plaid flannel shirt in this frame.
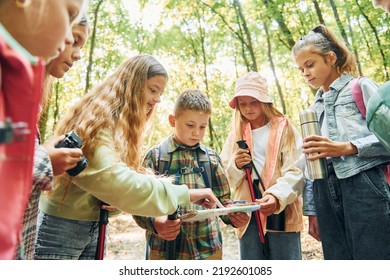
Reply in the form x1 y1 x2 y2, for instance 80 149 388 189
16 137 53 259
133 135 232 260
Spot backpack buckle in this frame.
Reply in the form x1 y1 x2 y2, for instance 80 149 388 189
180 166 193 174
196 166 205 173
180 166 204 174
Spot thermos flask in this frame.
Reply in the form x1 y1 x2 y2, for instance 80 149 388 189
299 108 328 179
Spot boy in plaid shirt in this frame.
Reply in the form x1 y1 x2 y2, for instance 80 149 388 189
133 89 249 260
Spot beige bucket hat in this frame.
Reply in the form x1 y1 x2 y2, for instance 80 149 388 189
229 71 273 109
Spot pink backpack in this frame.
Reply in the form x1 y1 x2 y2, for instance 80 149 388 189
351 77 390 185
351 77 367 119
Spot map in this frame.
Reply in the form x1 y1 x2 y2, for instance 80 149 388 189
179 203 260 222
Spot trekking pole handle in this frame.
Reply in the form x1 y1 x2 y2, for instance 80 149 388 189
166 208 179 260
99 202 109 225
236 140 252 169
237 140 270 258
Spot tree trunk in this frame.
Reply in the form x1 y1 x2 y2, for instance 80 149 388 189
262 0 295 49
200 0 257 71
38 78 53 142
329 0 351 48
263 22 286 114
197 9 216 150
357 20 374 62
312 0 325 25
347 17 363 76
84 0 104 94
51 81 61 134
233 0 257 71
355 0 389 79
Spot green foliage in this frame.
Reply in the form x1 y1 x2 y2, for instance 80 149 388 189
45 0 389 153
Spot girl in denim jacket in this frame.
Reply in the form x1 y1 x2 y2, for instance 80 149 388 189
293 24 390 259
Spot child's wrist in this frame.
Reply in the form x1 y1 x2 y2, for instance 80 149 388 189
152 219 159 235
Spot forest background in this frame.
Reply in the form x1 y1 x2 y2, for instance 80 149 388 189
36 0 388 260
40 0 389 152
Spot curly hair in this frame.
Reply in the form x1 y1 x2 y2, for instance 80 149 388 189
54 54 168 173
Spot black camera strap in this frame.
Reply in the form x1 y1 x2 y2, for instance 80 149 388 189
251 161 266 194
252 158 286 232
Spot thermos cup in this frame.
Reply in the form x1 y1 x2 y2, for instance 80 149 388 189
299 108 328 179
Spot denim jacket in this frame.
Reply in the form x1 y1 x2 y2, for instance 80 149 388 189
303 74 390 215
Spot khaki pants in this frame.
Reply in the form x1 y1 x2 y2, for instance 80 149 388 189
149 248 223 260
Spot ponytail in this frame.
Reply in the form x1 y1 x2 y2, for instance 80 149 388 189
292 24 357 76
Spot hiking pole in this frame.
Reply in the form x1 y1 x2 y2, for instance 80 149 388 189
237 140 270 259
166 208 179 260
165 173 182 260
95 202 109 260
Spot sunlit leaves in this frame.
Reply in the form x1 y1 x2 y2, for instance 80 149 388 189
44 0 389 152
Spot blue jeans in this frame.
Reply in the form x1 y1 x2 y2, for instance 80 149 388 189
239 214 302 260
34 211 102 260
313 164 390 259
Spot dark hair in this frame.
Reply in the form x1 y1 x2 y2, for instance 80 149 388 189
148 60 168 80
292 24 357 75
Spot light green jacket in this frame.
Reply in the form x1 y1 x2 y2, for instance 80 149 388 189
39 136 190 221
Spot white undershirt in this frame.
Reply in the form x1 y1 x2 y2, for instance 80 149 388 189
252 123 270 179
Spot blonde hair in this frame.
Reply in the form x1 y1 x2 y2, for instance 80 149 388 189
292 24 357 76
231 102 297 155
54 54 168 173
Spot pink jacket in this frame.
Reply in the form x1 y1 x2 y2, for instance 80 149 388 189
0 30 44 259
220 117 304 238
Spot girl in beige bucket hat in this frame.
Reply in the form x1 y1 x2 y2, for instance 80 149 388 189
220 71 304 260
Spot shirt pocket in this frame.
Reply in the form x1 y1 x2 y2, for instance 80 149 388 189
334 93 367 141
334 93 361 119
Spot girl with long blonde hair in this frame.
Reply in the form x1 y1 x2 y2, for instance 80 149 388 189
220 71 304 260
35 54 222 260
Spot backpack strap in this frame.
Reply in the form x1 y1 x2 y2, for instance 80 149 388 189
351 78 390 184
196 147 214 189
351 76 366 119
156 138 172 176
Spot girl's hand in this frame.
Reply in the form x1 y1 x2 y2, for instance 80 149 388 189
154 216 182 241
308 215 321 241
100 204 117 212
229 212 250 228
234 148 252 169
43 135 84 176
199 199 217 209
302 135 357 160
256 194 279 216
189 189 224 209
